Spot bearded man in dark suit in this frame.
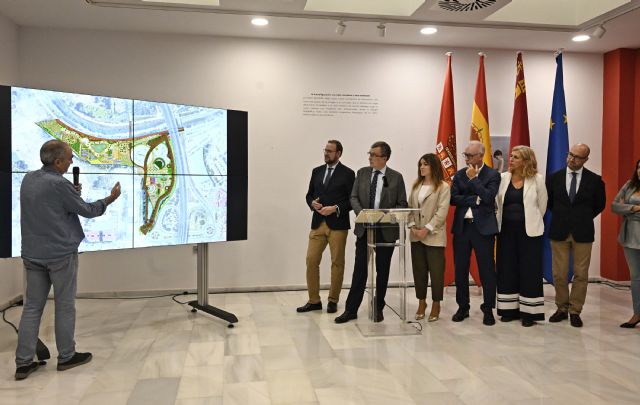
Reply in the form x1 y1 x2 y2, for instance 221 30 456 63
546 143 606 327
297 140 355 314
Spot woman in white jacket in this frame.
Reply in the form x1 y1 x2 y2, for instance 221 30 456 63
495 146 547 327
408 153 450 321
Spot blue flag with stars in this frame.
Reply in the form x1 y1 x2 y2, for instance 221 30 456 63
543 52 571 283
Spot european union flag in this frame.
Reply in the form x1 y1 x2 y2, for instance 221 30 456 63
543 52 570 283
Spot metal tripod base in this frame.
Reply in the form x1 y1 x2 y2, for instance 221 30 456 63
187 301 238 327
190 243 238 328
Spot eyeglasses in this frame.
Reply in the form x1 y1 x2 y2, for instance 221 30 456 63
367 152 384 158
567 152 587 161
323 149 337 154
462 152 482 159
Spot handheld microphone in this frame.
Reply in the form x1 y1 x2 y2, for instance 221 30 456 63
72 166 80 187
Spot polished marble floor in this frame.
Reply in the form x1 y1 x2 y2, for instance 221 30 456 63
1 284 639 405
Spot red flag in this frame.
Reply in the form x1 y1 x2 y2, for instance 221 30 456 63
508 52 530 153
435 53 457 186
470 53 493 167
435 53 469 287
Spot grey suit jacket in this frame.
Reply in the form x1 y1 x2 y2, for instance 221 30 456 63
351 166 408 241
612 180 640 249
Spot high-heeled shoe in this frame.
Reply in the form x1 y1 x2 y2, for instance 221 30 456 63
620 319 640 328
428 302 440 322
415 313 425 320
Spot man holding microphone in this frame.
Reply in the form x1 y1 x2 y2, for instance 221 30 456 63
15 140 121 380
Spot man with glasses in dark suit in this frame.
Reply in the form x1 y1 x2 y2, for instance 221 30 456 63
450 140 500 326
335 141 408 323
546 143 606 327
297 140 355 314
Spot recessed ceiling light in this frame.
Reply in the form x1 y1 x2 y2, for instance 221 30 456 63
572 34 590 42
251 18 269 26
420 27 438 35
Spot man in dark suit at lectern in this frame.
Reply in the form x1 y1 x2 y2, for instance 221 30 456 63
547 143 606 327
450 140 500 326
335 141 408 323
297 140 355 314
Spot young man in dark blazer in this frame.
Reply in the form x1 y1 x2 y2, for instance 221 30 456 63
547 143 606 327
450 141 501 326
335 141 408 323
297 140 355 314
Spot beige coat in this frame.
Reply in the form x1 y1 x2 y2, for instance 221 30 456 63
495 172 547 237
407 182 451 247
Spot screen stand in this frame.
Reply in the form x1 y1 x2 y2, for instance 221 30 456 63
188 243 238 328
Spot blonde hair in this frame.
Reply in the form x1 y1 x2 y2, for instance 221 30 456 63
510 145 538 178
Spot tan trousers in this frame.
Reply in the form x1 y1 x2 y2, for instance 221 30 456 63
306 222 348 304
551 234 593 314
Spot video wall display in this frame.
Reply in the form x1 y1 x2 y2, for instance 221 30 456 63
0 86 248 257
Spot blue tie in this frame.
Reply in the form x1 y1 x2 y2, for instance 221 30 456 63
323 167 333 187
369 170 380 208
569 172 577 203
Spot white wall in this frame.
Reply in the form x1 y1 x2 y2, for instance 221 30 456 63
0 12 23 307
15 27 603 294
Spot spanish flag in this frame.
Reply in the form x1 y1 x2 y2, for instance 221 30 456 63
470 53 493 167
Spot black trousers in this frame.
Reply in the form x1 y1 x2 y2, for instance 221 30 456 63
496 219 545 321
453 220 496 310
345 233 395 313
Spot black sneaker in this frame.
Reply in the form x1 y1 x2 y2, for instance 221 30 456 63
57 352 92 371
15 362 40 381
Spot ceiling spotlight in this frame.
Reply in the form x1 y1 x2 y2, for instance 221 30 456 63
591 25 606 39
377 23 386 38
572 34 590 42
251 17 269 26
336 21 346 35
420 27 438 35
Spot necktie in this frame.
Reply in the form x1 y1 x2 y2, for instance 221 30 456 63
323 167 333 186
569 172 577 203
369 170 380 208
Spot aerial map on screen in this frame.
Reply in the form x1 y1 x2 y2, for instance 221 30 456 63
10 87 228 255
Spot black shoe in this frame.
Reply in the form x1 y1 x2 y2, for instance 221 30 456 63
549 310 568 323
521 318 535 327
451 308 469 322
374 310 384 323
15 362 40 381
500 315 520 323
482 309 496 326
57 352 92 371
620 319 640 328
334 310 357 324
327 302 338 314
296 302 322 313
569 314 583 328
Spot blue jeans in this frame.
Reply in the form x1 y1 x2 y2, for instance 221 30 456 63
15 253 78 367
623 247 640 315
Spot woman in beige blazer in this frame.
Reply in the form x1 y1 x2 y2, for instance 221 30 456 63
408 153 450 321
495 146 547 327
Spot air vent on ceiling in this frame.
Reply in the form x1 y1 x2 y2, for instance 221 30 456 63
438 0 498 12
